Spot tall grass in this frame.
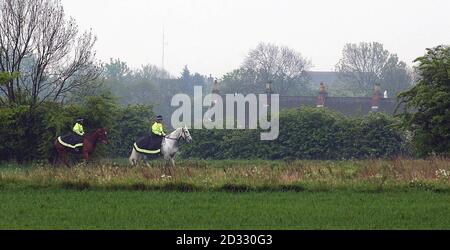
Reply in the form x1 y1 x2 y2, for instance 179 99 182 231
0 158 449 192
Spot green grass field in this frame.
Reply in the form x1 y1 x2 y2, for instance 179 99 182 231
1 188 449 229
1 158 449 229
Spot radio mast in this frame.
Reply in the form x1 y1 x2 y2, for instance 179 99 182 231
162 25 165 72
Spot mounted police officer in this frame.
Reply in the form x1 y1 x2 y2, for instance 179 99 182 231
73 118 85 137
136 115 165 153
152 115 166 138
72 118 85 151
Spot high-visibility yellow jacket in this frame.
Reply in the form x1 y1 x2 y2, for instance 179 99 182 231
152 122 166 136
73 123 85 136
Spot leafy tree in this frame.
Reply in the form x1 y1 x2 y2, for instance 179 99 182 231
103 58 132 82
336 42 412 96
397 45 450 156
179 65 193 95
178 65 207 95
102 60 201 123
180 65 191 82
192 72 207 87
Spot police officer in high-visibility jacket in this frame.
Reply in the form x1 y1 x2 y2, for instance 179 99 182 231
150 115 166 150
152 115 166 137
72 118 85 151
73 118 85 137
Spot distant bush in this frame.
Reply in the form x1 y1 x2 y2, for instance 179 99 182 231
180 107 408 160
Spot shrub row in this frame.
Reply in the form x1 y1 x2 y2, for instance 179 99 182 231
1 103 408 162
180 107 409 160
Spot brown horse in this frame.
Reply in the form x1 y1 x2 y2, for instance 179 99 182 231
53 128 108 167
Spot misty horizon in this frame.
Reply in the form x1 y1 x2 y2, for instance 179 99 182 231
61 0 450 78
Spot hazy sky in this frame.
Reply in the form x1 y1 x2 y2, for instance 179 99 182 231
61 0 450 77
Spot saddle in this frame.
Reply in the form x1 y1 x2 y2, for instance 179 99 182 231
58 133 84 149
134 135 163 154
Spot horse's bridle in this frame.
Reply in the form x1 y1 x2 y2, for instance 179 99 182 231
164 128 187 142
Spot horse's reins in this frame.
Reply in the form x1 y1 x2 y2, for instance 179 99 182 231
164 129 186 142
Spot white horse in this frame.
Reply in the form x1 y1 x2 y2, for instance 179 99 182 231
129 126 193 171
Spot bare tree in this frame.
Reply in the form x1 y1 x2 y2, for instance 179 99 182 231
137 64 171 80
336 42 412 96
242 43 311 95
0 0 100 107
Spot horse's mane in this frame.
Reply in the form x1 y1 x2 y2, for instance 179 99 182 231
168 127 182 137
166 127 189 140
